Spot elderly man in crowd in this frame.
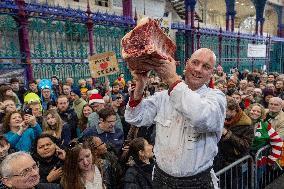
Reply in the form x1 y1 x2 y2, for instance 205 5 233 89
0 152 60 189
125 48 226 188
267 97 284 140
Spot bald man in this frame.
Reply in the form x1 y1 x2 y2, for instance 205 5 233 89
267 97 284 140
125 48 226 188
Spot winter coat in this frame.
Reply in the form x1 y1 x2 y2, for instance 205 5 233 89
58 108 78 139
33 155 64 184
269 111 284 140
123 162 153 189
215 111 254 170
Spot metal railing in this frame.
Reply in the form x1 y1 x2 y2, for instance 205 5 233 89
254 145 283 189
215 145 284 189
216 155 254 189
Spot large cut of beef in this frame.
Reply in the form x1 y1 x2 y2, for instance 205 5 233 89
121 17 176 72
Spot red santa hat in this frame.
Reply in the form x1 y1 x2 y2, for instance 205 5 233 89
89 93 105 104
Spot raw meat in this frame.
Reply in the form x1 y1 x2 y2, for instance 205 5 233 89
121 17 176 72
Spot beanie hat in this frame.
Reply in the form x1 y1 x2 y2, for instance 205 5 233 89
80 87 88 94
71 88 81 98
263 88 275 98
89 93 105 104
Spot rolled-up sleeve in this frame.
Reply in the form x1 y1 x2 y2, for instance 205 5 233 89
169 82 226 133
125 93 161 127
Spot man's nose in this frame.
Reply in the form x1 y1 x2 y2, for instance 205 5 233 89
194 65 202 72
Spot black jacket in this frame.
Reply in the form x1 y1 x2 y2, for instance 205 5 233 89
36 183 62 189
123 162 153 189
58 108 78 139
33 155 64 184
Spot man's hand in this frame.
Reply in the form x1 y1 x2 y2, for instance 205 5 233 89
130 70 150 100
152 57 180 86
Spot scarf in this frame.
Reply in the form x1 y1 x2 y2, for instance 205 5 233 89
224 109 243 127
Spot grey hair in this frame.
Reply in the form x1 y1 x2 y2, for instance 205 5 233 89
269 97 282 105
0 151 32 177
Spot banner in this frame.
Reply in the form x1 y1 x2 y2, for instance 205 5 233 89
88 51 119 78
247 44 267 58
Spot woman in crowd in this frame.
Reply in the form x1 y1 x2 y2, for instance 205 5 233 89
215 97 254 171
248 103 283 165
3 111 42 151
0 85 21 110
61 142 104 189
32 133 65 184
123 137 154 189
77 104 93 137
0 97 17 127
42 110 71 148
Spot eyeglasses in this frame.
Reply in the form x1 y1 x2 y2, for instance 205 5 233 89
11 163 38 178
91 142 105 149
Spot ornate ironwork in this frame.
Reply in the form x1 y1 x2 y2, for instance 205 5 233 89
0 15 21 59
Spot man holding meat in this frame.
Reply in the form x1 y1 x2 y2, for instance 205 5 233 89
125 48 226 188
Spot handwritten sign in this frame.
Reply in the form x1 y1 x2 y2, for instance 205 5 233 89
88 51 119 78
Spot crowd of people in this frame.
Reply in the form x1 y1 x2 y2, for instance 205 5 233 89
0 48 283 188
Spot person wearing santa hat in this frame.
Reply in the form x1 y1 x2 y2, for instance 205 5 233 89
87 91 107 129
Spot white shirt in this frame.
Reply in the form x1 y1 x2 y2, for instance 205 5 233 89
85 165 103 189
125 82 226 177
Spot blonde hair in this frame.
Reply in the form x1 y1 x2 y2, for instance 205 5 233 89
42 109 63 139
246 103 267 120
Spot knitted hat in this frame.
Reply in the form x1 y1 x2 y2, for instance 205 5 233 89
89 93 105 104
80 87 88 94
71 88 81 98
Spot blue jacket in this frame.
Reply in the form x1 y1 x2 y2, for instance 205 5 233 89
4 123 42 152
80 124 124 154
